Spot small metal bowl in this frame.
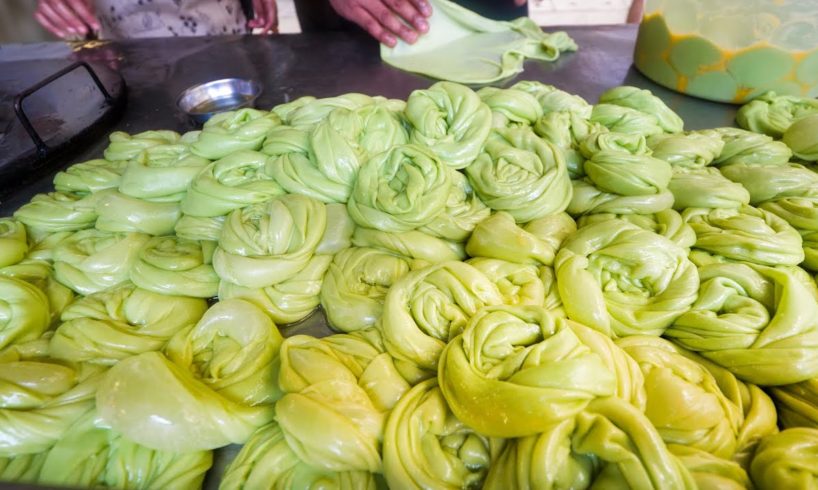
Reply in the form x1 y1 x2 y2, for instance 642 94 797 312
177 78 262 125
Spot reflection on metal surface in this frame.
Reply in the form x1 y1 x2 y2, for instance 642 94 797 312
71 40 112 52
177 78 262 124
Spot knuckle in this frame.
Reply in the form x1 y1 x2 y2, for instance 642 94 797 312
377 10 393 25
363 19 379 33
395 0 415 15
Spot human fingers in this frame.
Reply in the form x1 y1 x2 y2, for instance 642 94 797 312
49 0 92 36
66 0 100 31
258 0 278 32
34 8 69 38
248 0 265 28
352 7 398 47
407 0 432 17
383 0 428 33
362 0 419 44
35 0 82 38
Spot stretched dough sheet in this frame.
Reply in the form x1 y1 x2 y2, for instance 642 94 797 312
381 0 577 84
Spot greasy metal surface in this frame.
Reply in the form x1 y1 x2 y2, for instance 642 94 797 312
0 60 125 200
14 62 115 152
0 26 740 489
0 25 738 214
177 77 262 125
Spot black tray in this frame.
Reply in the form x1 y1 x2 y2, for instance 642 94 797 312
1 60 125 201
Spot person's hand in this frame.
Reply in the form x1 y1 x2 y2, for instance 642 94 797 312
249 0 278 33
35 0 99 40
513 0 526 5
329 0 432 47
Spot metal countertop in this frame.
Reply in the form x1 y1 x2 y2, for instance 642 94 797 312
0 25 738 213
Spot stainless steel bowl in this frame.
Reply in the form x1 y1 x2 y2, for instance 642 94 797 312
177 78 262 125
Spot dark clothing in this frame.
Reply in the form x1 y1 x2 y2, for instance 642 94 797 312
458 0 527 21
295 0 528 32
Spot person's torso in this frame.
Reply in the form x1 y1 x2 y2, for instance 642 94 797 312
95 0 247 39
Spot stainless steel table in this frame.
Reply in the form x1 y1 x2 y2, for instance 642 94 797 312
0 25 738 214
